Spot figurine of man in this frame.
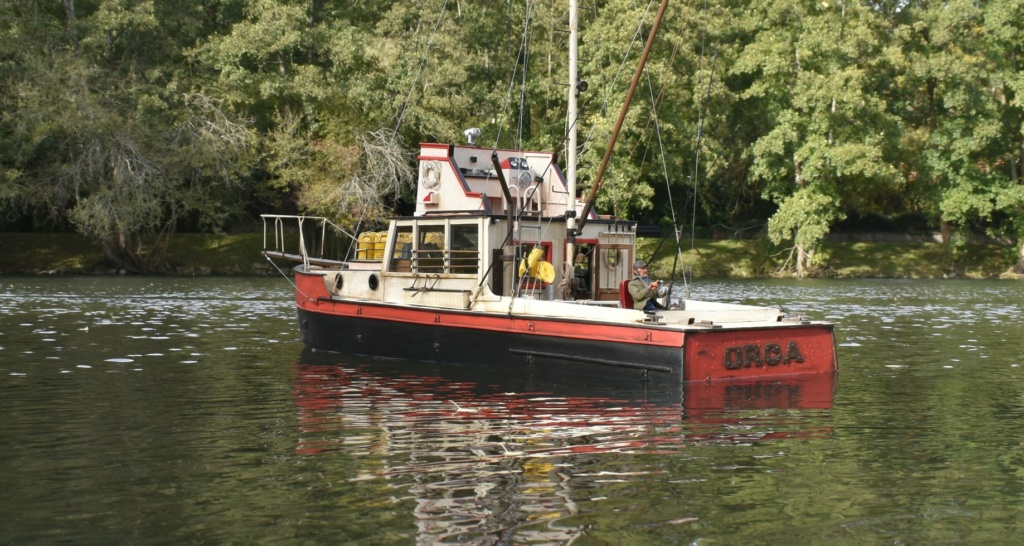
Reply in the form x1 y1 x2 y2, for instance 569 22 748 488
628 260 666 311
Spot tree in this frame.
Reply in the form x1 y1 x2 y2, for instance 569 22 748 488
732 0 898 275
981 0 1024 271
0 0 259 270
879 0 1024 274
195 0 529 228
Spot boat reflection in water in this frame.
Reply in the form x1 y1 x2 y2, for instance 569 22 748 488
292 350 835 543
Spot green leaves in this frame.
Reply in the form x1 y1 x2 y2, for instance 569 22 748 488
1 0 1022 274
767 185 845 249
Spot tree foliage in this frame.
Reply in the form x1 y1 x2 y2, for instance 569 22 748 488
1 0 1022 274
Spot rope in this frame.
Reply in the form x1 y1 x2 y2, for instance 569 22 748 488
265 256 315 303
689 0 713 253
579 0 656 160
494 1 536 150
630 0 689 294
516 1 535 149
392 0 450 142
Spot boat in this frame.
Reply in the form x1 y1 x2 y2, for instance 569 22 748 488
262 1 837 384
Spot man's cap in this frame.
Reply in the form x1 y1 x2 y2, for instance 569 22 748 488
633 260 647 269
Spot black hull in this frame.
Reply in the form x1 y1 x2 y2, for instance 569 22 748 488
297 307 683 386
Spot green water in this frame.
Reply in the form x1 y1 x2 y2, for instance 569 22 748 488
1 277 1023 544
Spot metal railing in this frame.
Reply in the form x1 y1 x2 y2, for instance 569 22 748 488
261 215 355 268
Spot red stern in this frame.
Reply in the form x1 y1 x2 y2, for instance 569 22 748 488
684 325 837 382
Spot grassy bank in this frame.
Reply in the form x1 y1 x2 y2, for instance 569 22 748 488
1 232 1019 279
1 232 274 276
634 237 1016 279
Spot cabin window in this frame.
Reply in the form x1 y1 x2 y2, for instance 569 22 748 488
449 224 479 274
416 225 446 273
389 225 414 272
388 221 481 275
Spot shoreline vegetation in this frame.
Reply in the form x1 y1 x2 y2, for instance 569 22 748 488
5 3 1023 282
3 232 1020 280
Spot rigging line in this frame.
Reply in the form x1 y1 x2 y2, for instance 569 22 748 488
636 14 675 228
494 0 534 149
516 0 536 150
688 0 712 253
633 11 688 288
636 17 689 289
578 0 668 232
579 0 655 157
476 224 515 290
490 6 578 202
392 0 450 142
343 217 363 262
690 50 717 254
265 256 315 302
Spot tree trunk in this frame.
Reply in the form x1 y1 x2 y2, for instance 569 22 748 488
62 0 79 53
98 239 135 273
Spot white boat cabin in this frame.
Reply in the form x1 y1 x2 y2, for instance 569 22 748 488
263 141 641 306
369 142 638 303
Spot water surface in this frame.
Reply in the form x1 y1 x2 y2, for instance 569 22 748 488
2 277 1023 544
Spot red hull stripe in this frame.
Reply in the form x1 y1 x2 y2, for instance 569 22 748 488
296 270 682 348
299 296 685 348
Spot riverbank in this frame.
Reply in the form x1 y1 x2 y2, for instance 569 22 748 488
2 233 277 277
1 232 1019 279
637 237 1020 280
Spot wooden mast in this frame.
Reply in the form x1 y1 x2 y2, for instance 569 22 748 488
576 0 670 233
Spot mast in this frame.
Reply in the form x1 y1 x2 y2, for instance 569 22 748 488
563 0 580 299
577 0 669 233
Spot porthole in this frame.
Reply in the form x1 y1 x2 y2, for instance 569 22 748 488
368 274 379 291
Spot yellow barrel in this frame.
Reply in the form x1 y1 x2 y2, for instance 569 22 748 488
357 232 375 260
373 231 387 260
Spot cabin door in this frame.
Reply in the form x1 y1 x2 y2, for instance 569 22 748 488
593 244 633 301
